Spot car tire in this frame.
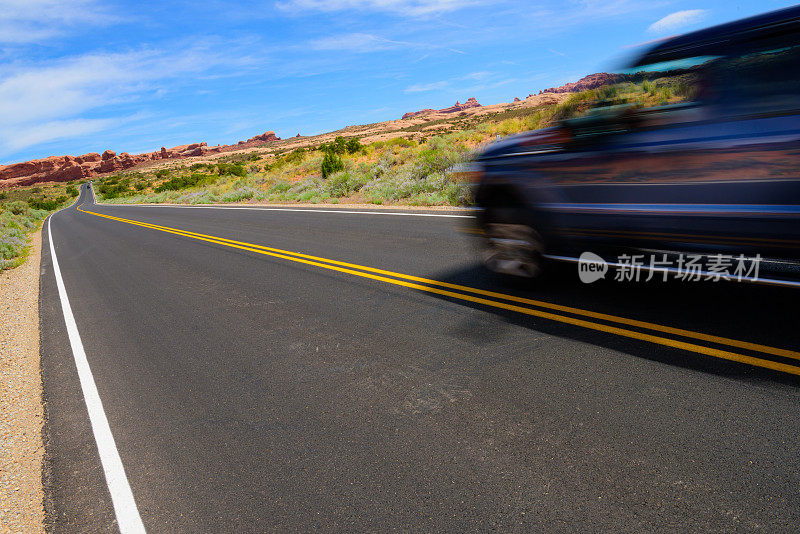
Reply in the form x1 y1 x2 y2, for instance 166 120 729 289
481 208 545 278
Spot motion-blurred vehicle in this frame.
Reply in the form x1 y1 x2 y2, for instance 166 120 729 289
472 6 800 284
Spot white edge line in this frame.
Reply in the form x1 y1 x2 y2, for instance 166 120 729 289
98 204 475 218
47 214 146 534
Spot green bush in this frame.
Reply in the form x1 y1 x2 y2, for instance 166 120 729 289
189 163 215 172
319 136 348 155
321 152 345 179
325 171 368 197
218 152 260 164
65 185 79 197
345 138 363 154
285 148 307 164
154 173 217 193
97 175 134 198
217 163 247 177
155 169 171 178
27 196 67 210
8 201 28 215
266 180 292 195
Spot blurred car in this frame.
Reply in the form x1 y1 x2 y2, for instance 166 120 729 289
471 6 800 283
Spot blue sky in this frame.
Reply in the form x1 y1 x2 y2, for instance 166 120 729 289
0 0 793 164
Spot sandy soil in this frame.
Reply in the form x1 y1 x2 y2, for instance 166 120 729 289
0 229 44 534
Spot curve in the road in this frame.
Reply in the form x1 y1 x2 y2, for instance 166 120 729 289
76 202 800 377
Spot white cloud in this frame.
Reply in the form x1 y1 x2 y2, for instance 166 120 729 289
464 71 492 80
311 33 407 52
277 0 488 17
648 9 708 34
0 44 261 157
309 32 464 54
5 118 122 152
405 81 449 92
0 0 116 43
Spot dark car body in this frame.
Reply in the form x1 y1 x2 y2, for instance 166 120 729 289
472 6 800 282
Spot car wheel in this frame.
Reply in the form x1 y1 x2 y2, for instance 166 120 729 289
481 217 545 278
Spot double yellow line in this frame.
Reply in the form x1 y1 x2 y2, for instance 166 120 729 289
77 202 800 377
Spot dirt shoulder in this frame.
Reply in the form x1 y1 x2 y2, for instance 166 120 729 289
0 228 45 533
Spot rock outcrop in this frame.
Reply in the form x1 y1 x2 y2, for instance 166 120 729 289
0 131 281 188
439 97 481 114
538 73 623 95
402 108 436 120
402 97 481 119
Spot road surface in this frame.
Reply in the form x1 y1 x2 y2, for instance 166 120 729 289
40 184 800 532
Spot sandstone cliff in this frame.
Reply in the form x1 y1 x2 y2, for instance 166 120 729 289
0 132 280 188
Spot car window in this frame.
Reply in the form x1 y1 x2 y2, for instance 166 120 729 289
713 45 800 115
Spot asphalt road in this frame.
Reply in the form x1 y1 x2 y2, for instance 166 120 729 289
40 184 800 532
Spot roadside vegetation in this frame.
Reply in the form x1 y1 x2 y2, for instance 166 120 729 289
0 76 693 271
0 182 80 270
95 77 693 209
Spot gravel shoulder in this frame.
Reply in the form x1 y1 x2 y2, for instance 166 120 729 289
0 228 44 533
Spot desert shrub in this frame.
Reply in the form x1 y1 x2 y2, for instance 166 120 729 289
221 187 264 203
189 163 214 172
7 201 28 215
65 185 79 197
372 137 416 150
285 148 307 164
321 152 345 179
266 180 292 195
217 163 247 177
177 191 220 204
325 170 369 197
345 138 363 154
155 169 171 178
0 192 6 200
26 196 66 210
319 136 348 155
550 92 597 121
154 173 216 193
97 176 135 198
597 84 619 101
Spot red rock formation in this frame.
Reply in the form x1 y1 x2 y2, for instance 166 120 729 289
439 97 481 114
538 73 623 95
402 109 436 120
402 98 481 119
0 131 281 188
246 132 279 144
231 131 280 150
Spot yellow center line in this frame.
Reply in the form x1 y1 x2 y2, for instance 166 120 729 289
76 203 800 376
78 204 800 362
